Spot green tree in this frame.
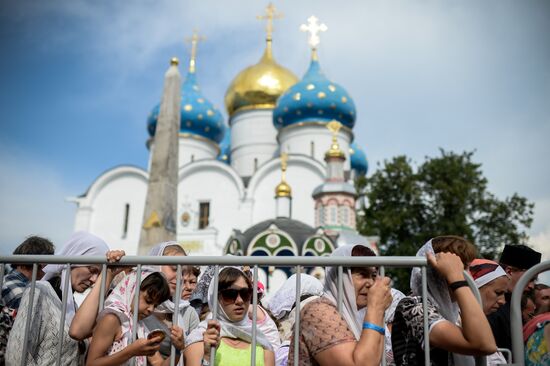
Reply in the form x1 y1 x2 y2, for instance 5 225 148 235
356 150 533 291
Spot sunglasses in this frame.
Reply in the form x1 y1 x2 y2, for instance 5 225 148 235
220 287 253 304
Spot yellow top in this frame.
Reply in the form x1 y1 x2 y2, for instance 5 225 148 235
224 4 298 117
325 121 345 160
170 57 179 66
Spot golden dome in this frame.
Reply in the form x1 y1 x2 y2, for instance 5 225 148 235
275 180 292 197
225 42 298 117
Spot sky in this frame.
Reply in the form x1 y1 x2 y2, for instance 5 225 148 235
0 1 549 273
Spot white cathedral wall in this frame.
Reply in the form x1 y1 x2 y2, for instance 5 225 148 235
248 156 325 227
86 171 147 255
278 123 353 171
230 109 279 177
177 161 245 256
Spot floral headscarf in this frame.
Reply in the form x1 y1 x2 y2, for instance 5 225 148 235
100 271 153 366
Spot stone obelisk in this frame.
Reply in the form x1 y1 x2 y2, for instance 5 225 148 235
138 58 181 254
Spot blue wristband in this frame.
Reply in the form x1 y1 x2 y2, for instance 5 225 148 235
362 322 385 335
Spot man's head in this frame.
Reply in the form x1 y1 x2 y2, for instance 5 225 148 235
12 236 55 280
534 283 550 313
499 244 541 292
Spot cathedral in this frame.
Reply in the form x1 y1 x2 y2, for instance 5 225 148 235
70 7 374 282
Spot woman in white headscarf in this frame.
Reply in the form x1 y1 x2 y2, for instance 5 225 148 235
266 273 324 366
287 244 393 366
184 266 275 365
6 231 110 366
142 242 200 363
391 236 497 366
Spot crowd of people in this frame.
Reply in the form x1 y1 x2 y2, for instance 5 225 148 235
0 232 547 365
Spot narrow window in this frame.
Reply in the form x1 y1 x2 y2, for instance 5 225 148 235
310 141 315 157
330 206 337 225
199 202 210 229
254 158 258 172
191 154 195 162
122 203 130 238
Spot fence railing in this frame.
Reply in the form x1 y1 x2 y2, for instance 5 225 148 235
510 260 550 366
1 255 489 366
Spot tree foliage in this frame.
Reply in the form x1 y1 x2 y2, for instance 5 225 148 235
356 150 534 291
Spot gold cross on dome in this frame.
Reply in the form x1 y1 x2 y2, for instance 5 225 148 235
257 3 283 41
280 152 288 173
185 30 206 73
300 15 327 50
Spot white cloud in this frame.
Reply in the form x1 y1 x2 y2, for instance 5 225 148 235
0 146 76 255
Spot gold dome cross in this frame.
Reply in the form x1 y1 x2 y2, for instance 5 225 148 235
257 3 283 42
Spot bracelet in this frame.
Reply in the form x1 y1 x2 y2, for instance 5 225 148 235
448 280 469 291
362 322 385 335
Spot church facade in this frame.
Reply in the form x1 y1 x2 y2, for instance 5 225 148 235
70 11 373 266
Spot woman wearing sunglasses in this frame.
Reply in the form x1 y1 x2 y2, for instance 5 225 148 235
184 266 275 366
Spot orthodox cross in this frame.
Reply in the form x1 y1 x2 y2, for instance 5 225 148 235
300 15 327 50
185 30 206 73
280 152 288 181
257 3 283 41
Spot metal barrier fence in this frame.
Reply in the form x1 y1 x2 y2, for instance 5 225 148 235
510 260 550 366
1 255 486 366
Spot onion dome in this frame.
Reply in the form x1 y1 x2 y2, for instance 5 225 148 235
148 33 225 143
274 15 356 129
217 128 231 163
349 142 368 176
273 58 356 129
224 4 298 117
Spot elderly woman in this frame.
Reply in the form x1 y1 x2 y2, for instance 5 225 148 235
184 266 275 366
6 231 110 365
469 258 510 365
288 244 393 366
391 236 497 366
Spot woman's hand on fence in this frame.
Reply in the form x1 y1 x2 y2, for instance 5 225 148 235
105 249 131 276
170 325 185 351
203 320 221 355
427 252 465 284
367 276 393 313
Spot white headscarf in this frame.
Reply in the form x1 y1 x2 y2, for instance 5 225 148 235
266 274 324 321
42 231 109 325
410 239 474 366
147 242 191 326
100 270 153 366
323 244 371 339
410 239 459 322
186 266 273 350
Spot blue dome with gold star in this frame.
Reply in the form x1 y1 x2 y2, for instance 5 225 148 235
349 142 368 176
217 128 231 164
273 59 356 129
147 71 225 143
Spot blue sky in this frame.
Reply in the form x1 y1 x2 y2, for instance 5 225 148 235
1 1 549 269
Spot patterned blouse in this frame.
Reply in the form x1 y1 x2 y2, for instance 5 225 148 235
391 296 450 366
288 297 356 366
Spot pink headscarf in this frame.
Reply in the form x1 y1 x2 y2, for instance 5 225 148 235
100 271 153 366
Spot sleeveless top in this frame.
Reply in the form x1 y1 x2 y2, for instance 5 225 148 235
215 339 265 366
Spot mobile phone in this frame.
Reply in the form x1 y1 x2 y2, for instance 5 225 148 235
147 329 166 343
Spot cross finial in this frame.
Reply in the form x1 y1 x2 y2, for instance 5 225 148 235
185 30 206 73
300 15 327 58
281 152 288 174
257 3 283 42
